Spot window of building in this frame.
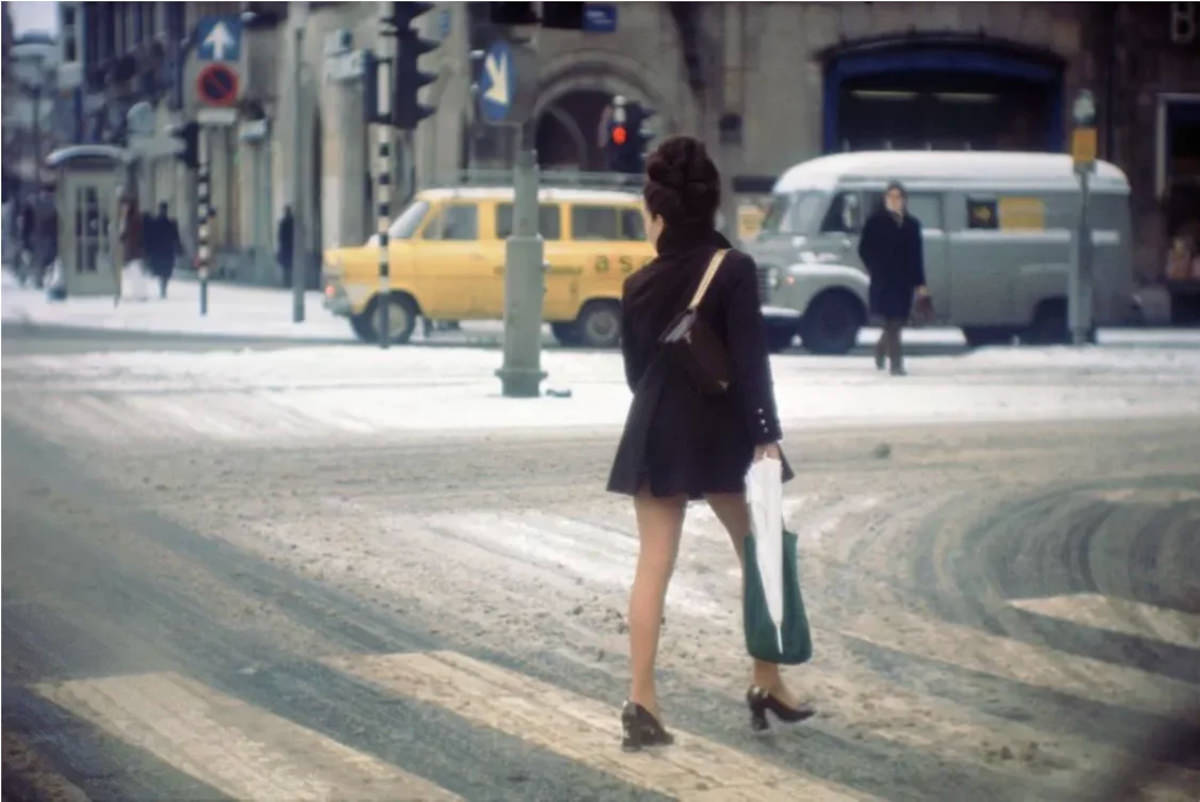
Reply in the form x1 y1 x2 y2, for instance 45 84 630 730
571 206 619 240
495 204 561 240
424 204 478 241
62 6 78 62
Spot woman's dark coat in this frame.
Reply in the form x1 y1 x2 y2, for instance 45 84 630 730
858 208 925 319
607 224 792 499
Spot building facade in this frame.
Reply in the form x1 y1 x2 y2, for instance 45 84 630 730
51 2 1200 288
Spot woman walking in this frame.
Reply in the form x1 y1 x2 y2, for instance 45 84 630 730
858 181 928 376
608 136 814 750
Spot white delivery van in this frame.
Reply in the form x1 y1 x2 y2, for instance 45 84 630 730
744 151 1137 352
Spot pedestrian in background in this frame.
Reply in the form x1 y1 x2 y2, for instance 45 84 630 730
858 181 928 376
277 206 294 288
32 189 58 289
117 186 148 301
607 136 813 751
145 202 184 299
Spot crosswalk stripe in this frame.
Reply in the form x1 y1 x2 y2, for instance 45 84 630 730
325 650 873 801
1008 593 1200 650
34 671 461 801
839 607 1200 720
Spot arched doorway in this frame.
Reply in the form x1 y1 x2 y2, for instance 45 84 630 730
535 90 612 171
822 36 1064 153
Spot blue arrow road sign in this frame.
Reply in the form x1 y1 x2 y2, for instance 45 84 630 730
196 16 242 62
478 41 515 124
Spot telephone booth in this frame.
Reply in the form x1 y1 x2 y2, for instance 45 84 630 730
45 145 129 297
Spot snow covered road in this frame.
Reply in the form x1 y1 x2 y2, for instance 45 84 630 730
4 336 1199 447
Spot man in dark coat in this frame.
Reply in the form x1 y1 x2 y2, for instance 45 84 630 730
858 181 927 376
145 202 184 298
276 206 294 288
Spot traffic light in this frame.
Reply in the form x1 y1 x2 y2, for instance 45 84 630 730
606 100 655 174
632 102 656 160
384 2 437 130
169 121 199 170
541 2 585 28
489 2 539 25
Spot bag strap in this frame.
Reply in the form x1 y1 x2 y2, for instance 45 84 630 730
688 248 729 311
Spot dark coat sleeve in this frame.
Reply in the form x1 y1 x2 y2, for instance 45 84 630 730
722 252 783 445
910 218 926 287
858 214 881 276
620 275 647 392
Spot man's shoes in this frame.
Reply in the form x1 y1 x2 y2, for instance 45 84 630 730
890 366 907 376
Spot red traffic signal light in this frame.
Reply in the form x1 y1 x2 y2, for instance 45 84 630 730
611 125 628 146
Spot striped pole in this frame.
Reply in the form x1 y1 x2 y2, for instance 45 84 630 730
197 125 210 316
375 35 394 349
377 128 392 349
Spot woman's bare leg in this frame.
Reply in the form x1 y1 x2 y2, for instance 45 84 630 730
705 491 803 706
629 489 687 720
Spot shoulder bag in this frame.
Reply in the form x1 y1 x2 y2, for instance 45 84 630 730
658 248 732 395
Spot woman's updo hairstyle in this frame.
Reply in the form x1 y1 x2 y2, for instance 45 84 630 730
643 135 720 228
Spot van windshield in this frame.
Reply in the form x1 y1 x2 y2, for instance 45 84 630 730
387 200 431 240
760 191 825 236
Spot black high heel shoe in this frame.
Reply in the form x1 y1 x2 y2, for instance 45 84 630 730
747 685 816 733
621 700 674 751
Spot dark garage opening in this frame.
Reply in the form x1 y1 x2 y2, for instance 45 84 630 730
824 39 1064 154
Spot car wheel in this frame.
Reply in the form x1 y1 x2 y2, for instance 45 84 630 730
1022 301 1068 345
363 293 417 345
577 301 622 349
801 292 862 355
350 312 377 343
551 321 583 347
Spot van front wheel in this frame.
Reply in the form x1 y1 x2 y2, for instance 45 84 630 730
801 293 862 355
577 301 622 349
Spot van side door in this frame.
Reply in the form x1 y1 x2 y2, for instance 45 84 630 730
568 204 625 315
907 192 949 323
493 201 567 319
415 201 484 320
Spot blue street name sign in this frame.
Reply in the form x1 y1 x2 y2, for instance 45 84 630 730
583 4 617 33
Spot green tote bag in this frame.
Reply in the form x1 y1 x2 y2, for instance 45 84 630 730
743 528 813 665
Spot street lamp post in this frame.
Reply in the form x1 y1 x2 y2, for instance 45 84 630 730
1070 89 1098 346
291 2 308 323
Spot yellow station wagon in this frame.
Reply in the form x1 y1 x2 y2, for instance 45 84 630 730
322 186 655 347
